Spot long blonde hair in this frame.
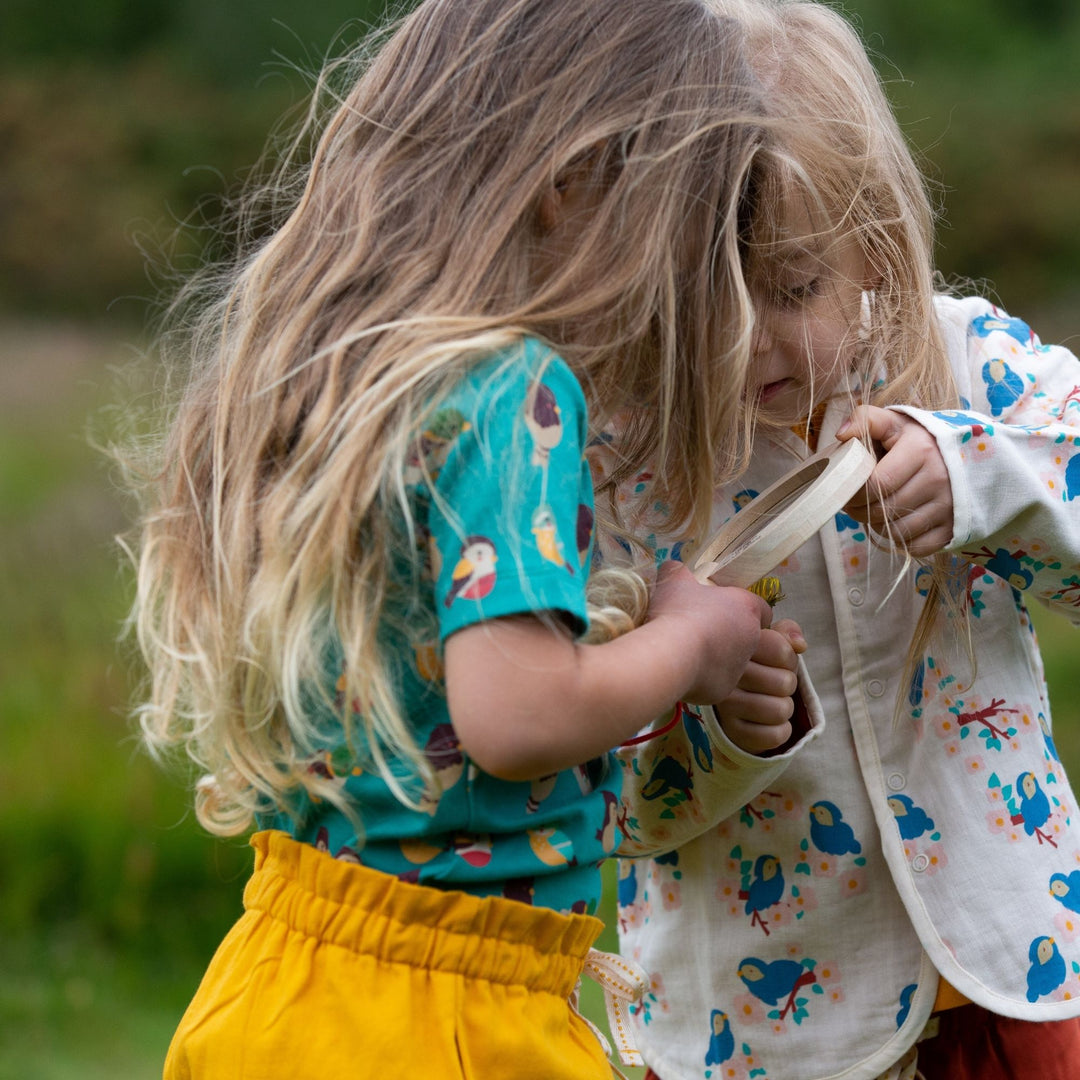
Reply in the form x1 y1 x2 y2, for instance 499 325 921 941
130 0 771 835
726 0 968 705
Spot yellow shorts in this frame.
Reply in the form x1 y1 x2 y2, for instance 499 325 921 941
164 830 611 1079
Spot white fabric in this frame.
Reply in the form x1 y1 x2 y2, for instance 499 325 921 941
609 296 1080 1080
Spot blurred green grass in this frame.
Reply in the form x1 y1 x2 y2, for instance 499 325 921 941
2 322 1078 1078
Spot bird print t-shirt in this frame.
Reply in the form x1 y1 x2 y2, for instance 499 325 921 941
264 338 622 915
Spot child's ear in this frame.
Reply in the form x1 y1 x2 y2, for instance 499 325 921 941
536 152 608 234
536 182 566 234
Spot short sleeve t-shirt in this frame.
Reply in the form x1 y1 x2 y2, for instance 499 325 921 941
265 339 623 915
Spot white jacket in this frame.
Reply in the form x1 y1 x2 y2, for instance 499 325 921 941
610 295 1080 1080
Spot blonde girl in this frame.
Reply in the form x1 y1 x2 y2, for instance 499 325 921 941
128 0 810 1076
607 2 1080 1079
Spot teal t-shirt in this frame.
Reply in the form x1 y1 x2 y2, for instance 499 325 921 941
266 339 622 915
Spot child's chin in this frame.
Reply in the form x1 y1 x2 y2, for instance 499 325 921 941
757 401 806 427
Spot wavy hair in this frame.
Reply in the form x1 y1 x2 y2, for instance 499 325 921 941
129 0 771 835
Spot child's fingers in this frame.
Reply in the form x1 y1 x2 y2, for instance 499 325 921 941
716 708 793 754
845 448 920 521
770 617 807 654
735 659 798 697
747 627 799 675
857 471 953 554
836 404 902 450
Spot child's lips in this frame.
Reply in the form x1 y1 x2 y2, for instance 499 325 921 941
759 379 793 404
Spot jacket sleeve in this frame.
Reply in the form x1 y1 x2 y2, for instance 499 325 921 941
613 667 824 857
588 435 825 855
892 295 1080 626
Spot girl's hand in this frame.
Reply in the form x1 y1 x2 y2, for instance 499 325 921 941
837 406 954 557
646 561 772 707
713 618 805 754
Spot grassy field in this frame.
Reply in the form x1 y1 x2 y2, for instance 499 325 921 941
2 320 1078 1078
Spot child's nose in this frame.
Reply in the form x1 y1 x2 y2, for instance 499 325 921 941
751 314 773 356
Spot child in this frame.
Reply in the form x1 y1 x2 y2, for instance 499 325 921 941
128 1 808 1076
608 2 1080 1079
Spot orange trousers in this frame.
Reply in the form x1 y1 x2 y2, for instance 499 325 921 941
164 831 611 1079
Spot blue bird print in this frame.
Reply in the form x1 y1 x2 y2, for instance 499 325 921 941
1026 935 1066 1002
738 956 817 1020
971 312 1034 346
981 357 1025 417
641 750 692 801
733 489 759 512
1040 713 1061 763
1065 453 1080 502
835 510 862 533
682 705 714 772
962 546 1033 591
1050 871 1080 914
888 794 935 841
932 410 993 430
740 854 785 935
896 984 916 1028
704 1009 735 1068
1016 771 1056 846
617 861 638 908
809 801 862 856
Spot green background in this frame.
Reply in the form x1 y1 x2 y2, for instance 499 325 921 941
2 1 1079 1075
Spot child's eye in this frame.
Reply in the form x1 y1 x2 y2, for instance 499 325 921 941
776 278 821 306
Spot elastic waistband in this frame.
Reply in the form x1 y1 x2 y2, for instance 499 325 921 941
244 831 603 997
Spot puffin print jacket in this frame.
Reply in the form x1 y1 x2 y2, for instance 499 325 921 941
606 295 1080 1080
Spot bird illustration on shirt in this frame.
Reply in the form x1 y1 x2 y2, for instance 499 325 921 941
524 380 563 466
576 503 594 568
1050 870 1080 913
528 826 574 867
682 705 714 772
809 801 861 856
1041 713 1062 763
525 772 559 815
1015 771 1056 846
971 312 1035 346
740 854 785 936
531 505 574 574
640 748 693 802
704 1009 735 1067
595 789 621 852
733 489 759 512
452 833 493 868
737 956 817 1020
1065 452 1080 502
444 536 498 607
1026 935 1066 1002
981 357 1025 417
888 794 935 841
960 545 1034 591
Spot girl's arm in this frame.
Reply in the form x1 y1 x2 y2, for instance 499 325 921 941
445 561 770 780
841 296 1080 624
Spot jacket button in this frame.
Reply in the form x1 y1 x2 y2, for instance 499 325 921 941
867 679 885 698
848 587 864 606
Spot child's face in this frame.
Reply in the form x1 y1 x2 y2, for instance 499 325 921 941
747 202 873 425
